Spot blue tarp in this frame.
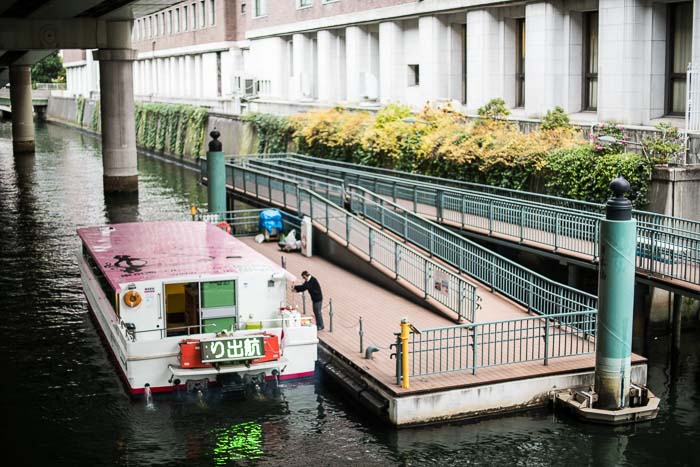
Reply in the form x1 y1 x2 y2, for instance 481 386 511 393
259 209 283 234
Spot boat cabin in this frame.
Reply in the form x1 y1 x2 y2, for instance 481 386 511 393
78 222 293 341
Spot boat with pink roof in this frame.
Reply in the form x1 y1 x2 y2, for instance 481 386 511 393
77 221 317 395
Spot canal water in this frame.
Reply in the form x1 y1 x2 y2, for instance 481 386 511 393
1 120 699 466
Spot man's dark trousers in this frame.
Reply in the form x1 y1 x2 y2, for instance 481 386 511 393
312 301 324 330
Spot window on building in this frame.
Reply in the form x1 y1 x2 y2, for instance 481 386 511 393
210 0 216 25
175 8 180 32
583 11 599 111
192 3 198 29
667 1 692 115
254 0 267 17
515 18 525 108
200 1 206 27
298 0 312 8
168 11 173 34
241 3 246 15
140 19 145 38
159 13 164 36
184 5 189 30
287 40 294 76
408 64 420 86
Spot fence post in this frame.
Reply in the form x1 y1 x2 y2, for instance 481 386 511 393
359 316 364 353
255 174 260 198
472 326 478 375
369 229 374 261
392 182 398 202
283 182 287 208
554 211 560 251
394 333 402 386
544 319 550 366
458 282 465 322
268 174 272 202
296 188 302 215
394 243 400 279
329 298 334 332
346 215 351 247
436 190 443 221
325 202 329 232
461 196 466 230
413 187 418 213
488 200 493 234
424 259 431 298
528 274 533 312
519 205 525 242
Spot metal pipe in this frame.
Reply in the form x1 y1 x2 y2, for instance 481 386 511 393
359 316 364 353
329 298 334 332
594 177 636 410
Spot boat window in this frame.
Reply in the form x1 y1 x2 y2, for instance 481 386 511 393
82 243 118 313
201 280 236 308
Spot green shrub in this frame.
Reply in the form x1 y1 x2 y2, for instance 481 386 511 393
477 98 510 120
541 106 571 131
643 123 684 164
242 112 294 153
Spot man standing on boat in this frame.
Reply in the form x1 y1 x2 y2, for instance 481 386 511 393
293 271 324 330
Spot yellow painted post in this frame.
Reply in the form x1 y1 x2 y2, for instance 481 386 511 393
190 205 197 221
400 318 410 389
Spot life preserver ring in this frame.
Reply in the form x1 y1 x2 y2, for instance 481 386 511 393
123 290 142 308
216 221 231 234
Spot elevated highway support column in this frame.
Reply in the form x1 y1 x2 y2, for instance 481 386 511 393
9 65 35 153
93 49 138 193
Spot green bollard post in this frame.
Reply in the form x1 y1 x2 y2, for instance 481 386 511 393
594 177 636 410
206 129 226 217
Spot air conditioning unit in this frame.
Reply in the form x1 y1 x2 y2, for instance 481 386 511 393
244 78 257 97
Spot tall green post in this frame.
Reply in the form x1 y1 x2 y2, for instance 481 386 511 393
207 129 226 216
594 177 636 409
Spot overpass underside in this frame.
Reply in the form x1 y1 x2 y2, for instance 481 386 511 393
0 0 182 191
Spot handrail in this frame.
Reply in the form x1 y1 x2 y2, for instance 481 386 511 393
396 310 597 379
249 156 700 285
226 163 480 322
348 185 598 319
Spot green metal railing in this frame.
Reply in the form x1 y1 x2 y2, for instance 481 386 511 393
218 162 480 322
195 208 301 236
394 310 597 380
248 156 700 286
349 185 598 319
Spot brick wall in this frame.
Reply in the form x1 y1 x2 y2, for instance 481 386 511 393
132 0 236 52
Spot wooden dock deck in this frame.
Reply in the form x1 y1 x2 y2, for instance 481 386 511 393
242 238 646 398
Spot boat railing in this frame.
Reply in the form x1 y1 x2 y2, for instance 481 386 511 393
124 323 219 341
236 316 315 331
193 207 303 237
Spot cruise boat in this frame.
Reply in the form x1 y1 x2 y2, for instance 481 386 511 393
77 221 317 395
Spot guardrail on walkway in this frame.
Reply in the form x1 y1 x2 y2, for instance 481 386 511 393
248 156 700 287
204 161 480 322
194 208 301 236
393 310 597 380
348 185 598 319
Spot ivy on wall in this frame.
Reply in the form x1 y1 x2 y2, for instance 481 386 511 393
75 96 85 126
242 112 294 153
133 102 209 158
90 101 100 133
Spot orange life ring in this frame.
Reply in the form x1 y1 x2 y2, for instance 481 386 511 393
123 290 142 308
216 221 231 234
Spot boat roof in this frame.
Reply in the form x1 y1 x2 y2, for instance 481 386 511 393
77 221 294 292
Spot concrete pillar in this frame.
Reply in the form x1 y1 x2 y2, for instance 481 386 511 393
419 16 449 105
379 21 404 104
346 26 368 103
317 30 336 102
93 49 139 193
524 1 566 117
598 0 648 124
466 10 500 110
9 65 35 154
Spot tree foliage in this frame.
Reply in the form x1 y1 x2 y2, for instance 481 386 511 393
32 51 66 84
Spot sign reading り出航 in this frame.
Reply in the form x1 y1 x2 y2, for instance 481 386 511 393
201 336 265 363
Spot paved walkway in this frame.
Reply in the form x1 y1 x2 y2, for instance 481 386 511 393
242 238 645 397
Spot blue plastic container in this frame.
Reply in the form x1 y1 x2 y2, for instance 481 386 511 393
259 209 283 235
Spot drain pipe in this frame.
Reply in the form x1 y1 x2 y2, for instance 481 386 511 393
594 177 636 409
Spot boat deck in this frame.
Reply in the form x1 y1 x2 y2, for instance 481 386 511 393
241 238 645 397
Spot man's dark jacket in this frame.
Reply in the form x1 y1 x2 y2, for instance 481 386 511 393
294 276 323 303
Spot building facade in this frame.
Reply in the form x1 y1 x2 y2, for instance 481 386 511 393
63 0 700 126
